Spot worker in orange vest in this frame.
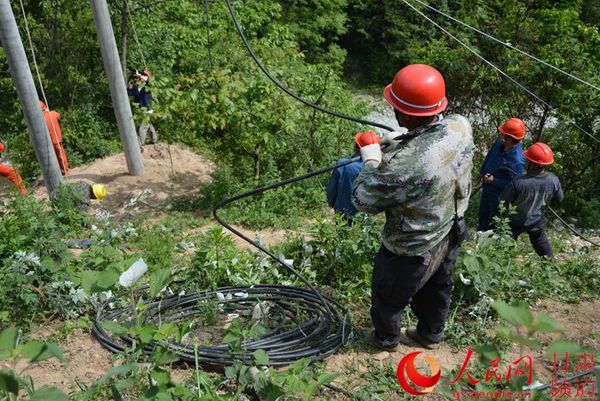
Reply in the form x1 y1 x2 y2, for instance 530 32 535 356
39 100 69 175
0 143 27 195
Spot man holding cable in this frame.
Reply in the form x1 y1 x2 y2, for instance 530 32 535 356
352 64 474 350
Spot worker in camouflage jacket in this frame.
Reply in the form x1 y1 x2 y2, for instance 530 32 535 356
352 64 474 351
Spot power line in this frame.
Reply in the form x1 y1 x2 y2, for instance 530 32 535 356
17 0 47 105
410 0 600 92
124 0 147 70
223 0 395 132
400 0 600 145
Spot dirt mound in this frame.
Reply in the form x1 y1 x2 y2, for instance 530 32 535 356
35 143 214 217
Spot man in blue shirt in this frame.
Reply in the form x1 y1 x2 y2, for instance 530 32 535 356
478 118 526 231
326 132 380 224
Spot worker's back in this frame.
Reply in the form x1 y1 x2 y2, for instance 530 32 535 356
355 114 473 256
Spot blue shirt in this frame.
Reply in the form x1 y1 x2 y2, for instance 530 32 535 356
480 139 525 194
326 154 363 217
127 86 153 110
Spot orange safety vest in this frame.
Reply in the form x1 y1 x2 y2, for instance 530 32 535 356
43 110 62 144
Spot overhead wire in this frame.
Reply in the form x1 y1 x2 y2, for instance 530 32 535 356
410 0 600 92
17 0 55 177
222 0 395 133
124 0 148 70
400 0 600 146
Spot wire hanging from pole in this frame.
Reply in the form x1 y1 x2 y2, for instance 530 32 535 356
410 0 600 92
125 0 147 70
400 0 600 146
223 0 395 132
17 0 57 176
18 0 47 106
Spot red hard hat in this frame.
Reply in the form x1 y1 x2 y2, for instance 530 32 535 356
355 131 381 147
498 118 525 140
383 64 448 117
524 142 554 165
0 143 4 153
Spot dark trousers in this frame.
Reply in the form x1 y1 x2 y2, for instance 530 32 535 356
511 218 553 257
477 188 501 231
370 236 458 348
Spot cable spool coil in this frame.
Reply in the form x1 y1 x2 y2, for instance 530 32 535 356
93 284 352 366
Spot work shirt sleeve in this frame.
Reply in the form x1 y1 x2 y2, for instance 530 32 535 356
492 153 524 192
552 178 564 203
351 163 407 214
500 181 516 203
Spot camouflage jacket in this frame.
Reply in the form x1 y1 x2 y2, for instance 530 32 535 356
352 114 474 256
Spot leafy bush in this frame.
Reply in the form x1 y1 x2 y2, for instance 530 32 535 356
275 214 382 301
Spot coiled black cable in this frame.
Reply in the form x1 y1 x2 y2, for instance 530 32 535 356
93 284 351 366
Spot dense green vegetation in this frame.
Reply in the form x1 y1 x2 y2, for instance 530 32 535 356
0 0 599 399
2 0 599 225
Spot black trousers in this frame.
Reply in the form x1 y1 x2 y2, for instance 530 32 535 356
511 217 553 257
370 236 458 348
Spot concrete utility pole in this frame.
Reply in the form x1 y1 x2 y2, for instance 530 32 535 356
0 0 63 195
90 0 144 175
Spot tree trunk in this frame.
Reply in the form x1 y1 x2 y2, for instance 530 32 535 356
120 0 129 79
534 103 552 142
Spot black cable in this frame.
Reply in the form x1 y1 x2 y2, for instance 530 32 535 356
547 208 600 248
93 283 352 367
222 0 395 132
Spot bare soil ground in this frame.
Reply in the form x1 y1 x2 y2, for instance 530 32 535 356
35 143 214 218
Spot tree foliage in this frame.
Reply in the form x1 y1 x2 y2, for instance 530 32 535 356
0 0 599 225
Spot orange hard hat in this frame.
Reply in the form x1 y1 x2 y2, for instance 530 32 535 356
0 143 4 153
383 64 448 117
524 142 554 165
498 118 525 140
355 131 381 147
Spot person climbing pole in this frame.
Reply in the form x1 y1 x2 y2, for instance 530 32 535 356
352 64 474 351
127 69 157 153
477 117 526 231
500 142 563 257
326 131 380 225
0 142 27 195
39 100 69 175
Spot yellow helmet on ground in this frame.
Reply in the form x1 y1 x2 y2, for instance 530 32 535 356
92 183 107 201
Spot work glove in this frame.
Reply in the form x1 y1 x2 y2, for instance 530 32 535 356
380 128 409 150
355 131 382 167
359 143 382 167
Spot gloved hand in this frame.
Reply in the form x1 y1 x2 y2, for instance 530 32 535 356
381 128 409 147
355 131 382 166
359 143 382 167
